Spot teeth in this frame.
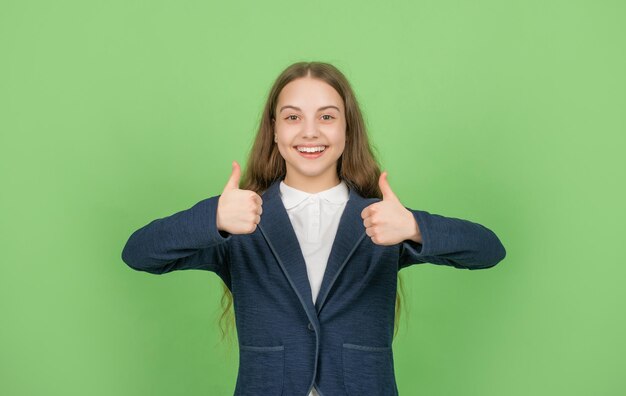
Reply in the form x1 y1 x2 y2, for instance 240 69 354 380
297 146 326 153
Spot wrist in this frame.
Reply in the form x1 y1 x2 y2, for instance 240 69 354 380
406 210 423 244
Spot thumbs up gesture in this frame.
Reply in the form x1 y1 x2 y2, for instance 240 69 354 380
216 161 263 235
360 171 423 246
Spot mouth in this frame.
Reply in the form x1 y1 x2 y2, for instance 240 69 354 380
293 145 327 159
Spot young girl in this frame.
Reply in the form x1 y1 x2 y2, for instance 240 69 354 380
121 61 506 396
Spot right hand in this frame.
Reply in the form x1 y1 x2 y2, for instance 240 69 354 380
216 160 263 235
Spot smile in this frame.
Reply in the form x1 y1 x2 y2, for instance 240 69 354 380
293 145 327 159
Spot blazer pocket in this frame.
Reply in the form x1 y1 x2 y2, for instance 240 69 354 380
342 343 397 396
235 344 285 396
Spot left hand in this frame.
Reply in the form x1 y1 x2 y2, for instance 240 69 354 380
360 171 422 246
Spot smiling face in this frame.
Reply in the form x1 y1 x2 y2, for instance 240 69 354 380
272 76 347 193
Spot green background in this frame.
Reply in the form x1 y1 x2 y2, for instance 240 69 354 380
1 0 624 395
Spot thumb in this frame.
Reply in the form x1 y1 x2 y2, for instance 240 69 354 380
379 171 398 201
222 160 241 193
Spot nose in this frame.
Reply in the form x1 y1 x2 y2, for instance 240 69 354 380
301 119 320 138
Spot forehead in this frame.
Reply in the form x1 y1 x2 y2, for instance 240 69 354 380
277 77 344 111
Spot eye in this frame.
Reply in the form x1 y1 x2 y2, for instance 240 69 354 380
286 115 299 121
321 114 335 120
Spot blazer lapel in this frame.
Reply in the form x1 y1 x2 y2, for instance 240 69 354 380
258 179 371 322
314 188 369 315
258 179 318 325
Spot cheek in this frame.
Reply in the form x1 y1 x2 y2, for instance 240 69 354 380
277 139 296 159
333 130 347 150
277 142 291 158
276 125 296 141
336 141 346 157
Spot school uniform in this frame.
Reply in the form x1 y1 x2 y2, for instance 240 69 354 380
121 177 506 396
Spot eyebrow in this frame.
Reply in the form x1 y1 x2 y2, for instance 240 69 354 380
279 105 341 113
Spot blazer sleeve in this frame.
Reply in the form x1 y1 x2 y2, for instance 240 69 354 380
121 195 232 284
398 207 506 271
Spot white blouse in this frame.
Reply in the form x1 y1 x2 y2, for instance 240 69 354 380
278 179 350 396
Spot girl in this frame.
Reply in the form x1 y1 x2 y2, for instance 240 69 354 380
121 61 506 396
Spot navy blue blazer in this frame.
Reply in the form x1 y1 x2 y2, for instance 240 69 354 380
121 178 506 396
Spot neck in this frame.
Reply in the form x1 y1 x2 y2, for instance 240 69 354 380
283 173 341 194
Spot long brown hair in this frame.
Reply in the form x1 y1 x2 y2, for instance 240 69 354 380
215 61 408 347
